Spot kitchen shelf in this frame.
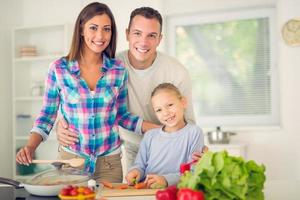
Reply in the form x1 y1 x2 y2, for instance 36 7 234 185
14 96 43 101
12 23 71 179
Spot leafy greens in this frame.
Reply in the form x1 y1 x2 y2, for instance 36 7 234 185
178 151 266 200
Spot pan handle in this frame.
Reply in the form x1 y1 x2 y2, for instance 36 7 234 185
0 177 23 189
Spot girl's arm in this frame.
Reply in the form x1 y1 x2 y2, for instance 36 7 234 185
127 133 151 180
188 126 205 161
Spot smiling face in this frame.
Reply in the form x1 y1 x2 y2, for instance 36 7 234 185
151 89 187 132
126 15 162 69
82 14 112 55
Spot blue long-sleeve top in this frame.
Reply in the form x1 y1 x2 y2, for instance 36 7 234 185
129 123 204 186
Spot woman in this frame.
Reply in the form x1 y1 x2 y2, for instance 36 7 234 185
16 2 152 183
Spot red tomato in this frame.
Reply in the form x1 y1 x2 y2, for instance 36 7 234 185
60 188 70 196
83 187 94 195
77 186 85 194
65 185 73 190
70 188 79 196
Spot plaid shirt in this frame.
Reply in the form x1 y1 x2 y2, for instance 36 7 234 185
31 55 142 173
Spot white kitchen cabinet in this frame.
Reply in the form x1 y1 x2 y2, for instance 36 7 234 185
207 143 247 158
12 24 71 180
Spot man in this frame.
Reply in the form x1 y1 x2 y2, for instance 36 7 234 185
56 7 201 171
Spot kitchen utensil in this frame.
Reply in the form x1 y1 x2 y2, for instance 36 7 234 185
32 158 85 168
0 168 90 196
100 183 159 197
207 126 236 144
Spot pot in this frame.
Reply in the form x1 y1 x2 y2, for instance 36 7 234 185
0 168 90 196
207 126 236 144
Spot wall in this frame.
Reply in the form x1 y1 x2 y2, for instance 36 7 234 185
163 0 300 199
0 0 22 178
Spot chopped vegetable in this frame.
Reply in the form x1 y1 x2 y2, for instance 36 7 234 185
132 178 137 185
134 182 147 189
178 151 266 200
150 182 166 189
100 180 114 189
116 184 129 190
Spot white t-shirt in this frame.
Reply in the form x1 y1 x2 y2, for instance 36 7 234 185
117 50 195 144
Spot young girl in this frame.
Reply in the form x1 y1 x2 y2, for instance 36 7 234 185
126 83 204 188
16 2 152 182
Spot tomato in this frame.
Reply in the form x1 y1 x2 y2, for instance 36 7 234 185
77 186 85 194
60 188 70 196
83 187 94 195
70 188 79 196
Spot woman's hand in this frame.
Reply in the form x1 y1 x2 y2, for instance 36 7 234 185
16 133 42 165
56 119 78 146
126 169 141 185
16 145 36 165
192 145 209 161
144 174 167 189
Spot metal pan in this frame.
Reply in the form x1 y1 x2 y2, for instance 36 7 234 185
0 177 63 196
0 168 90 196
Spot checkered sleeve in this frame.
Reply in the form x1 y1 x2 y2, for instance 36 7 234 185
116 70 142 133
31 62 60 141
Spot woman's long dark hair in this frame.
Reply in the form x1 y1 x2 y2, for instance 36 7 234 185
66 2 117 61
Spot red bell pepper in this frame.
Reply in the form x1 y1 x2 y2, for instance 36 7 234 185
177 188 205 200
156 185 178 200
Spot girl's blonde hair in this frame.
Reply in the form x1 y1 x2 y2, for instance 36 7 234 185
151 83 182 98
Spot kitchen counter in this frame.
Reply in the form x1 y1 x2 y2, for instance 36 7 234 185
3 180 299 200
0 185 156 200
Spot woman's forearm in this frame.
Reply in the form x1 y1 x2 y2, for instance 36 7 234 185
26 132 43 150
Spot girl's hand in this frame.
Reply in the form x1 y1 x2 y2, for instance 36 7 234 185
192 145 209 161
56 118 78 146
16 145 36 166
126 169 141 185
144 174 167 189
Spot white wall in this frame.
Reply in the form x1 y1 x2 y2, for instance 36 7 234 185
0 0 22 178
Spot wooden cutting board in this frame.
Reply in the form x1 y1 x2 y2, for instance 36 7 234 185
100 183 159 197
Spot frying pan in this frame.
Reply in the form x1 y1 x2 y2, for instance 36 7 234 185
0 177 63 196
0 168 91 196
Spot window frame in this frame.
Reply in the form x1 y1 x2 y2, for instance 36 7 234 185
166 7 280 129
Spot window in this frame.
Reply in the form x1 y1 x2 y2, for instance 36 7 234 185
167 8 279 128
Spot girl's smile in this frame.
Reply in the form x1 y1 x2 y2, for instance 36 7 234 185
151 89 187 132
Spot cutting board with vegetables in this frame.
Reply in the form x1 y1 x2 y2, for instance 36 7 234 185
100 183 159 197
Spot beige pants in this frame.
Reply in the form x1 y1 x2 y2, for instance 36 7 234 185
58 147 123 183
